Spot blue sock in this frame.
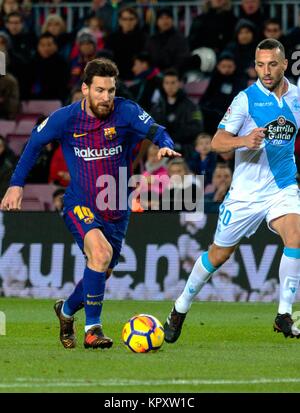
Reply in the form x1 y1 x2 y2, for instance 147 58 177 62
63 279 84 317
83 267 106 326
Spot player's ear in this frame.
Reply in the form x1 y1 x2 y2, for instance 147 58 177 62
81 82 89 97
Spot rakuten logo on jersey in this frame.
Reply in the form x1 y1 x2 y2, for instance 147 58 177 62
74 145 122 161
265 116 296 145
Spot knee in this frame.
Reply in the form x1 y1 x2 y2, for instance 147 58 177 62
87 246 113 272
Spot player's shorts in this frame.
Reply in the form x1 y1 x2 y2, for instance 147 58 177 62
63 204 130 269
214 184 300 247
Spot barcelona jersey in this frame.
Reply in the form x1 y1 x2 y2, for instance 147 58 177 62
10 97 174 221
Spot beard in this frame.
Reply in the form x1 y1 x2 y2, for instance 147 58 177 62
260 75 283 92
89 97 114 119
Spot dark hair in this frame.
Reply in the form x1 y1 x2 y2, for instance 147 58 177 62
38 32 58 45
82 58 119 86
163 68 180 79
256 38 285 57
263 18 282 29
5 12 23 22
52 188 65 199
133 51 152 66
156 8 173 20
118 6 138 20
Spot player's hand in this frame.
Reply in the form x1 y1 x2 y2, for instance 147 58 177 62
0 186 23 211
157 147 182 160
243 128 267 150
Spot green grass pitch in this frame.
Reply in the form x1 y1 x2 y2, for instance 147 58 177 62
1 298 300 393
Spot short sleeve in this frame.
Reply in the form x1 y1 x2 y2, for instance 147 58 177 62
218 91 248 135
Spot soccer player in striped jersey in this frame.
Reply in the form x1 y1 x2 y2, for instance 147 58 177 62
1 58 180 349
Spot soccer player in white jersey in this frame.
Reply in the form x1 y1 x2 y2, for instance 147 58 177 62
164 38 300 342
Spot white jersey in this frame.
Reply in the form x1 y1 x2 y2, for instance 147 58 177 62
219 78 300 201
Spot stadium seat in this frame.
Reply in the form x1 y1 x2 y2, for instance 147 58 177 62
21 197 44 211
23 184 59 211
16 113 40 122
183 79 210 104
0 120 16 138
21 100 62 116
15 119 37 135
7 134 29 156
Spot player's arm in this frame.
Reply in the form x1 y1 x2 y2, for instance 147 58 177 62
212 91 266 153
0 110 65 211
124 101 181 159
212 128 267 153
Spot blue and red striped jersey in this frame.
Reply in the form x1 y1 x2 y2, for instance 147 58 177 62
10 97 174 220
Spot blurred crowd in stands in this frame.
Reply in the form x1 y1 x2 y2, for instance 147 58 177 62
1 0 300 212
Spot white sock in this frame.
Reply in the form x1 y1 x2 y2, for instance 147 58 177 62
175 252 218 313
61 302 73 319
85 324 101 333
278 248 300 315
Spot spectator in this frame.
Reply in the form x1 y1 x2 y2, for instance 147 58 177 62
105 7 148 81
69 86 83 103
164 158 201 212
262 18 287 45
70 18 106 62
52 187 65 212
200 52 248 134
145 8 189 72
140 144 169 195
70 31 97 88
133 144 169 212
204 163 232 210
5 12 36 64
188 133 217 187
0 135 15 199
42 14 73 61
87 0 117 35
87 16 106 48
29 32 70 101
49 145 70 187
129 51 162 111
223 19 257 79
0 0 20 27
0 70 20 120
238 0 266 31
188 0 237 54
0 30 30 99
150 69 203 158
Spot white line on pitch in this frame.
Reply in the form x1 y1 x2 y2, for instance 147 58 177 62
0 378 299 388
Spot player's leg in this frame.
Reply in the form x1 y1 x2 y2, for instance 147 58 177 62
54 206 112 349
164 244 236 343
61 268 113 318
269 213 300 337
164 196 265 343
82 228 114 349
82 215 129 348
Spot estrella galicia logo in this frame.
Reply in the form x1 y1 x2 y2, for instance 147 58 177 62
264 116 296 145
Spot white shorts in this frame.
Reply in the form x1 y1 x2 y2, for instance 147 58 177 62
214 185 300 247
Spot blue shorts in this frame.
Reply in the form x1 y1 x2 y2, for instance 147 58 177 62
63 204 130 269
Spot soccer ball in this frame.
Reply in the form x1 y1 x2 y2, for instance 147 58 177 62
122 314 165 353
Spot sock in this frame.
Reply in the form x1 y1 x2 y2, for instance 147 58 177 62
62 279 84 317
85 324 101 333
175 251 218 313
83 267 106 328
278 247 300 315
